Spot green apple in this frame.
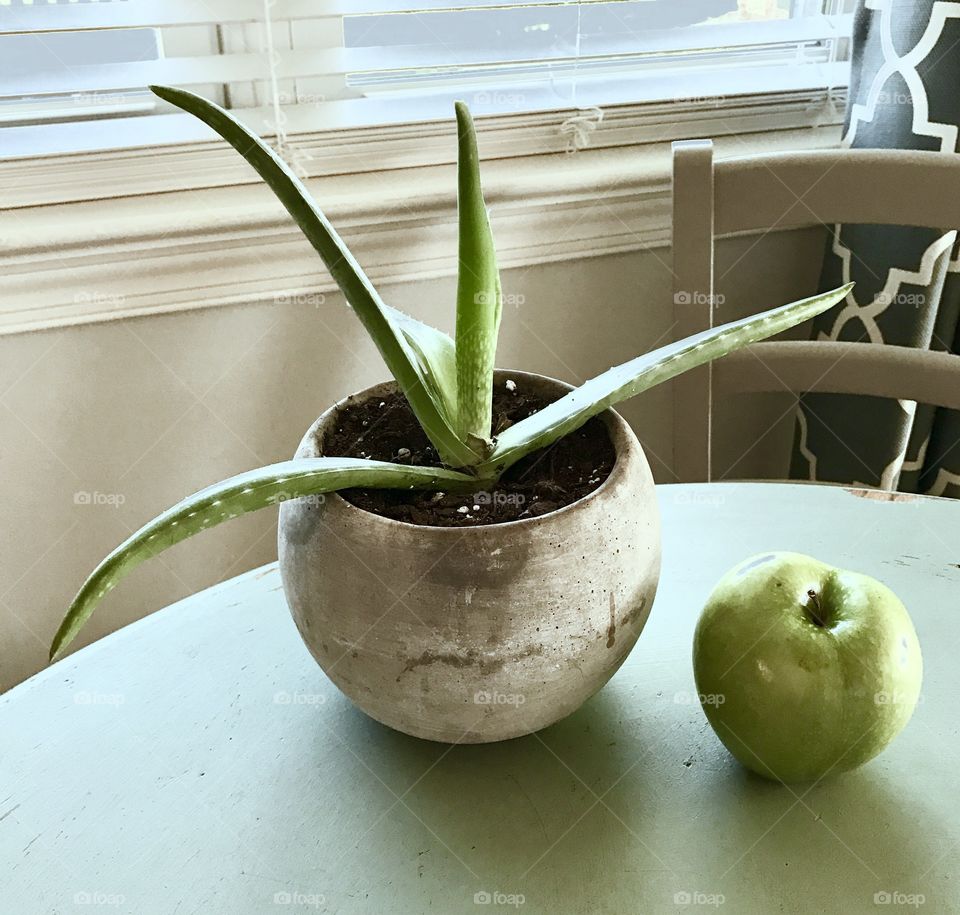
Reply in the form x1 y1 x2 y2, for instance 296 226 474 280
693 551 922 783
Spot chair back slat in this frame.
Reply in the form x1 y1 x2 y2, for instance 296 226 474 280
716 342 960 412
671 139 715 482
670 143 960 483
715 149 960 234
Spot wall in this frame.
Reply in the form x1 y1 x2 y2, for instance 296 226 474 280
1 224 826 692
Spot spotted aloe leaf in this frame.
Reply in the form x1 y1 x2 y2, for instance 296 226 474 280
49 458 474 660
478 283 855 478
454 101 502 458
149 85 476 468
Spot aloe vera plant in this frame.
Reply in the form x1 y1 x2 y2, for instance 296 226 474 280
49 85 852 661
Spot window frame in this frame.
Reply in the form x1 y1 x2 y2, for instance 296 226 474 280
1 0 852 171
0 1 852 336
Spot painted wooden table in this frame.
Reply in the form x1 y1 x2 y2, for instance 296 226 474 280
3 483 959 914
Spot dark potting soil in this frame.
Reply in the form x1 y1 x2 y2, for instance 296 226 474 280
320 379 616 527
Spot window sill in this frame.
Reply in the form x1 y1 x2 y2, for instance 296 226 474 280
2 83 845 209
1 95 843 337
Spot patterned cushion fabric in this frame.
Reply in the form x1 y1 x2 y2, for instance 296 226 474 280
790 0 960 497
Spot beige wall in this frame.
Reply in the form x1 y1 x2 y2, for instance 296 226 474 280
1 224 825 692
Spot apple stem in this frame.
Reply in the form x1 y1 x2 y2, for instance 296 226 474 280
805 588 827 628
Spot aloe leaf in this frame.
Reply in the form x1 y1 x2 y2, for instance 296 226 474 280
477 283 854 477
389 306 458 428
454 101 502 458
50 458 474 661
149 85 475 468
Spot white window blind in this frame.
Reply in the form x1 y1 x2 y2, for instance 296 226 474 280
1 0 852 159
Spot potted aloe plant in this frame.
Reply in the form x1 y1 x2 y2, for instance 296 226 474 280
50 86 851 743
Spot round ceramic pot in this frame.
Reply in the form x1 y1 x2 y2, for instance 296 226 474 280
278 370 660 743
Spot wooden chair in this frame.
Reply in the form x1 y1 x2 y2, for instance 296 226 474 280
671 140 960 483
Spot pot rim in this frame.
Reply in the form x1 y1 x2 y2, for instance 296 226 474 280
295 369 643 534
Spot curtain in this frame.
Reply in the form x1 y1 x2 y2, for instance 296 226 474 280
790 0 960 497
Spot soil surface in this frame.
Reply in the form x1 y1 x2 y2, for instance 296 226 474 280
320 379 616 527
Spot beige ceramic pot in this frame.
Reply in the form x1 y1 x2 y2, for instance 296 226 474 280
278 370 661 743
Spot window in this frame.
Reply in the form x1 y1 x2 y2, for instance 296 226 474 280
344 1 851 107
1 0 853 160
0 23 160 127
